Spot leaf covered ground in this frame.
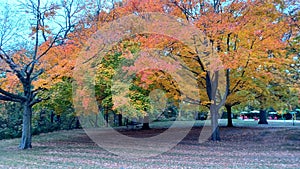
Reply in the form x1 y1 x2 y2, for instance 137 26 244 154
0 121 300 169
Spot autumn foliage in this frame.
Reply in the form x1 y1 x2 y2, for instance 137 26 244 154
0 0 299 146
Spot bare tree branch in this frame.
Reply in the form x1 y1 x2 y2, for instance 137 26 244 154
29 96 49 107
0 94 23 102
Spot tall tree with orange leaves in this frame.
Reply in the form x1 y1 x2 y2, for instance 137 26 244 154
110 0 292 140
173 0 292 127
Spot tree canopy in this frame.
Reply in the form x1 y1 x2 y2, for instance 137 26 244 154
0 0 299 148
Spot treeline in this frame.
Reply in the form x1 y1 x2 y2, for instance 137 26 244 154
0 102 80 140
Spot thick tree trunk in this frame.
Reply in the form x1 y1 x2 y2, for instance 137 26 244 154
225 105 233 127
211 106 220 141
142 115 150 130
258 109 268 124
19 102 32 149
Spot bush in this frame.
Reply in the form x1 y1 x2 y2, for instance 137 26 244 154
0 102 23 139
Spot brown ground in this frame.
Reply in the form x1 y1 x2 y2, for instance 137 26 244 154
0 126 300 168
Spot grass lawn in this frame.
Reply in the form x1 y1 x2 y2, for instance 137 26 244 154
0 120 300 168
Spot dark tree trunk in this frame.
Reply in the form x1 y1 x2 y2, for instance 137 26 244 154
19 102 32 149
50 111 54 123
225 105 233 127
211 106 220 141
258 109 268 124
118 114 122 126
142 115 150 130
75 116 80 129
104 108 109 127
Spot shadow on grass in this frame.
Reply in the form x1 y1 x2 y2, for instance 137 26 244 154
1 122 300 168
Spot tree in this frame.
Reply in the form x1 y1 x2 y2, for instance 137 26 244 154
66 0 293 142
0 0 83 149
34 77 80 130
94 38 182 129
176 0 292 127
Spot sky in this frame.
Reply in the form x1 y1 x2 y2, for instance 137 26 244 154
0 0 86 51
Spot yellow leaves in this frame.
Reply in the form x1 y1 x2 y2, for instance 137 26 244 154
201 101 212 106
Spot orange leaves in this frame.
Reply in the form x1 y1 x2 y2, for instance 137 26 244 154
124 50 179 74
0 72 20 92
122 49 135 59
135 34 169 49
34 40 80 89
195 1 244 40
189 0 293 107
122 0 166 13
44 6 58 18
29 25 52 38
19 0 293 115
108 0 186 21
